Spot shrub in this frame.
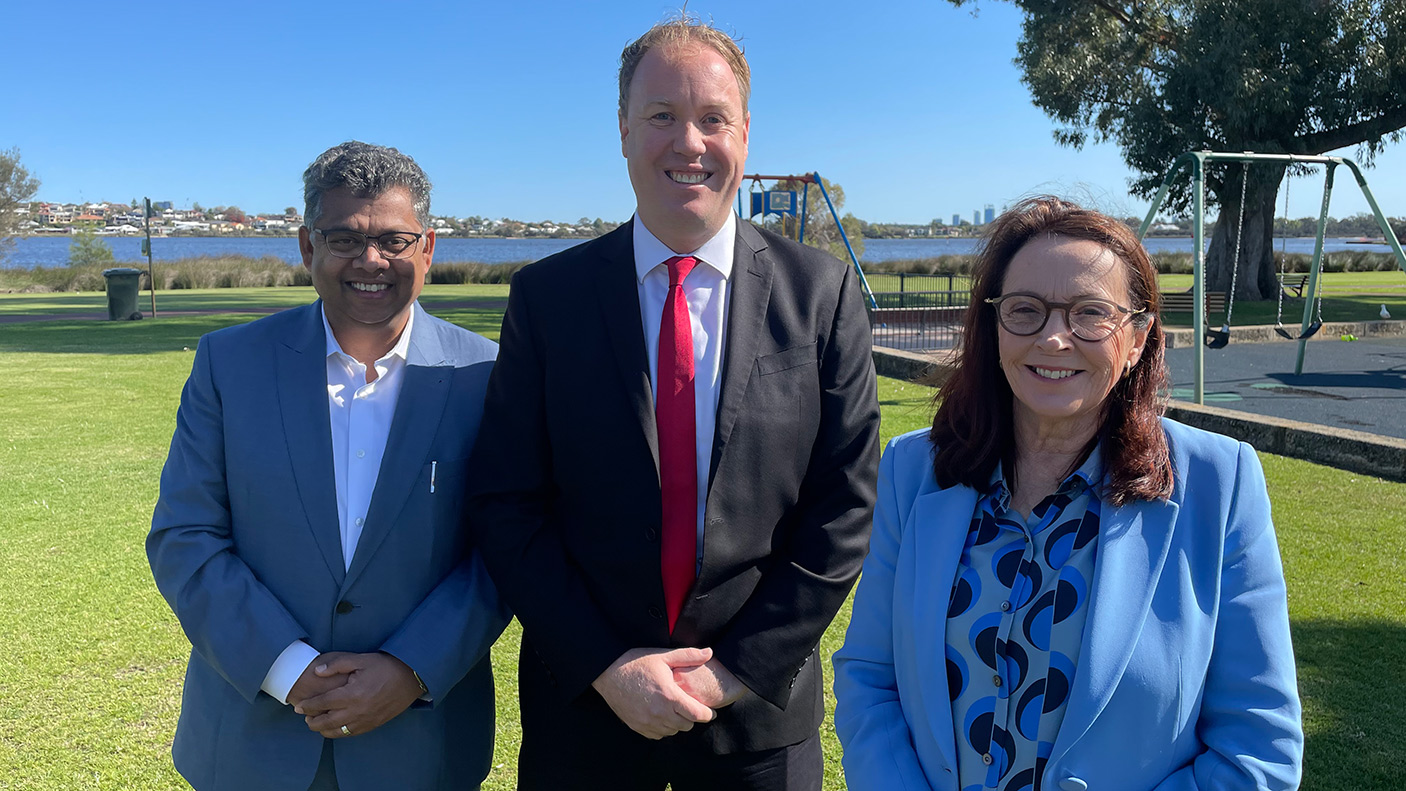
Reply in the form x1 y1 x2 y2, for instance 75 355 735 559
68 230 116 267
428 261 530 285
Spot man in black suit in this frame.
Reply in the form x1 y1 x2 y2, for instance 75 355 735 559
465 16 879 790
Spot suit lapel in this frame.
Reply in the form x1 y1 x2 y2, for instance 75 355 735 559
594 220 660 473
909 485 978 773
343 305 451 589
275 301 345 586
710 222 771 479
1048 496 1179 765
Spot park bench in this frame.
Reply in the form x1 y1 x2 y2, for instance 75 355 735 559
1280 274 1309 298
1158 290 1226 315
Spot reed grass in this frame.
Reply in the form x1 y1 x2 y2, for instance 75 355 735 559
0 256 536 293
866 251 1402 276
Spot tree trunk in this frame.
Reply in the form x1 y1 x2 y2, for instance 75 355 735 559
1205 163 1285 303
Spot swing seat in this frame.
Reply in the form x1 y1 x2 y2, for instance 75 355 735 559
1205 324 1231 348
1273 321 1322 341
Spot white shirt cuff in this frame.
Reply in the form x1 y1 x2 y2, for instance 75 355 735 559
261 640 321 705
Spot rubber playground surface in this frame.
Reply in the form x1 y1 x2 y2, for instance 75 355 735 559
1165 334 1406 440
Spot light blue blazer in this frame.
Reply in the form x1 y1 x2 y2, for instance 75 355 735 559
833 419 1302 791
148 302 510 791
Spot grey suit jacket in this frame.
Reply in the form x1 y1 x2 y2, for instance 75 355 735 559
148 301 508 791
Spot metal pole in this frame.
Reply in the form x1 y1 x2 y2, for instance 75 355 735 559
798 179 810 244
1342 159 1406 274
1137 153 1195 240
1296 165 1336 374
1192 154 1206 405
144 197 156 318
813 172 877 309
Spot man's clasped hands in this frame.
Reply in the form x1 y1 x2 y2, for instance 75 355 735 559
590 648 749 740
287 646 744 742
286 652 425 740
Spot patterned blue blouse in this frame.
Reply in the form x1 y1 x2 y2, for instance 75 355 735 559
944 449 1103 791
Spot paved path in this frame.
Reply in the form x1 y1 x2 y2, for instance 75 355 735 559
0 299 508 325
0 308 283 324
1166 335 1406 440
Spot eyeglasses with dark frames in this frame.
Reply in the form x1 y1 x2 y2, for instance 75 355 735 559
985 293 1144 342
315 229 424 260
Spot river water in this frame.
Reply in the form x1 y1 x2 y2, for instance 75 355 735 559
1 234 1397 269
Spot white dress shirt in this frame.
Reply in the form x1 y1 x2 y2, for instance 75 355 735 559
633 212 734 567
259 306 414 704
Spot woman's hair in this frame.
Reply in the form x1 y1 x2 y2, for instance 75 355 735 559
929 196 1173 505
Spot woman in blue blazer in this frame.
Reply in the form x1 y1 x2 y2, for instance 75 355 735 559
834 197 1302 791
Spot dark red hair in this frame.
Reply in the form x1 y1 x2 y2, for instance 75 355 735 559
929 196 1172 505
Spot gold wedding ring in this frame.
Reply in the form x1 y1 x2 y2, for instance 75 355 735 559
340 725 352 736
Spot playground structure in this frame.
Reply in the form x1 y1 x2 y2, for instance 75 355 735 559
1136 151 1406 404
737 172 877 309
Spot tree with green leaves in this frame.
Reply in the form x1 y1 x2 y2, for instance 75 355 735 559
763 175 866 261
69 228 115 267
950 0 1406 299
0 148 41 256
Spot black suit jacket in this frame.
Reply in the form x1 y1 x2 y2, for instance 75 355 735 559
465 219 880 753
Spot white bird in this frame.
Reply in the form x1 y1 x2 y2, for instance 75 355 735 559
1381 304 1392 320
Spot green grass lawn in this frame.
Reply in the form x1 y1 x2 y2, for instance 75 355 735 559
1154 270 1406 328
1 289 1402 789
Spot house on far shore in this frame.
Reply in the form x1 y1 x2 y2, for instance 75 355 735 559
37 204 73 225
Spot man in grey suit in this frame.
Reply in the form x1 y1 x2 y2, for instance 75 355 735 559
148 141 508 791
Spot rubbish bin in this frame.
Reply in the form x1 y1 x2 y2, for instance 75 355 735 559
101 267 144 321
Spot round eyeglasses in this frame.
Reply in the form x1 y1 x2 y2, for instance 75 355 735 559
985 293 1144 342
316 229 424 260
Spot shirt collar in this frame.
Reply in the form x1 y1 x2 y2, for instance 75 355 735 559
632 211 736 283
321 303 416 366
985 442 1105 509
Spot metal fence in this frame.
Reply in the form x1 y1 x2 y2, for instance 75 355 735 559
864 272 972 308
865 272 972 352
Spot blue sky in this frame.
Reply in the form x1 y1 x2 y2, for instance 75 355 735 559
6 0 1403 225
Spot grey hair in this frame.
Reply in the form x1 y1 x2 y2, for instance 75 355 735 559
302 141 432 231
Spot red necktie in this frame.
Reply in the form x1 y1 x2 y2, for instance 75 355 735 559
657 255 698 633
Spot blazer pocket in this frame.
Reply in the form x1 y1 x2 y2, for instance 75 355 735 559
755 342 817 376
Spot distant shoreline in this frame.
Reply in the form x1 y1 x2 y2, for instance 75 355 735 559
12 232 600 241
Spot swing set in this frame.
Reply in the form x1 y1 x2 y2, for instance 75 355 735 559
737 171 878 309
1136 151 1406 404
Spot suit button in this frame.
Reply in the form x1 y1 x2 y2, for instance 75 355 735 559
335 600 354 615
648 606 663 619
1059 778 1088 791
645 527 658 541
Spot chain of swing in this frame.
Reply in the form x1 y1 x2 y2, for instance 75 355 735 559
1203 163 1324 349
